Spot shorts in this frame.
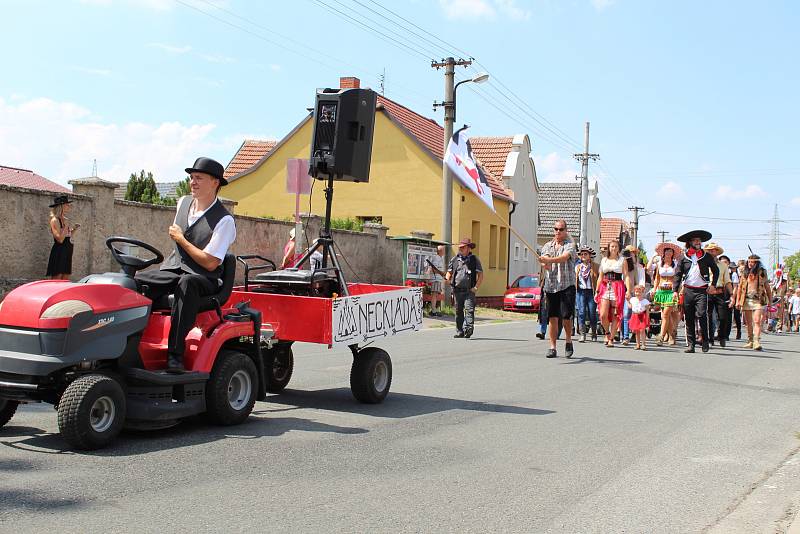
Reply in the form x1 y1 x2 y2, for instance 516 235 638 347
742 297 763 311
545 286 576 320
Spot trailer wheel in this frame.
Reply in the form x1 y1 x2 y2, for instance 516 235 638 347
0 399 19 428
206 350 258 425
265 345 294 393
350 347 392 404
57 374 126 450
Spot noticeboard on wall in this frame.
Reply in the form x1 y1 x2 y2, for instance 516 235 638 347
406 243 437 280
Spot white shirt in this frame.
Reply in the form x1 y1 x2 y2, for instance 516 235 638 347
428 254 445 281
629 296 650 314
601 257 624 274
176 197 237 261
789 295 800 315
684 255 706 288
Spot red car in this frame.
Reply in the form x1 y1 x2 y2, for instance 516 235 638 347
503 275 541 312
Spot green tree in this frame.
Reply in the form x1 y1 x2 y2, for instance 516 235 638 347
174 177 190 198
784 250 800 283
124 170 174 205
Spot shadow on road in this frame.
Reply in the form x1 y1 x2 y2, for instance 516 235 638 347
0 458 86 514
267 387 555 418
562 356 643 365
0 414 367 457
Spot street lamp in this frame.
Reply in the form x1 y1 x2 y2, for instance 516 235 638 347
452 72 489 122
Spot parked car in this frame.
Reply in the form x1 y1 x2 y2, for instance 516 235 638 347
503 275 541 312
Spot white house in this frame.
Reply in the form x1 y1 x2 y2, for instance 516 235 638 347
471 134 540 284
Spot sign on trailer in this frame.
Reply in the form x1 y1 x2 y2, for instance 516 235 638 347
331 287 423 346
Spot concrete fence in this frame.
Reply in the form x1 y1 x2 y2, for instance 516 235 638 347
0 179 404 299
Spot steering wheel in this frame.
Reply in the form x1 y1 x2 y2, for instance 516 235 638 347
105 237 164 276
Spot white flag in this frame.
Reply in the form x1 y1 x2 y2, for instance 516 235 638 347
444 126 494 212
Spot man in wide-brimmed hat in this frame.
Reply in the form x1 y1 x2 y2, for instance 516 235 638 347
703 242 732 347
135 157 236 372
445 237 483 339
674 230 719 353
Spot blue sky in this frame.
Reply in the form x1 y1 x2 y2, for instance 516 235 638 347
2 0 799 262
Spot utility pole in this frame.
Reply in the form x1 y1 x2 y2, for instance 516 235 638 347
769 204 780 269
574 122 599 246
628 206 644 250
657 230 669 243
432 57 472 299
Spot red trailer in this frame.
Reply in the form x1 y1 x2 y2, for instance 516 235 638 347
228 255 423 403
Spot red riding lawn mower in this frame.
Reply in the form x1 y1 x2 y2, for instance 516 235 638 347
0 237 269 450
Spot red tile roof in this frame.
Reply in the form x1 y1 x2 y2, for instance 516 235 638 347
600 217 630 247
0 165 70 193
224 139 277 180
223 92 512 202
469 136 514 179
377 96 512 202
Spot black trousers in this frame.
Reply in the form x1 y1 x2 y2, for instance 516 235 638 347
708 292 732 341
683 286 709 348
136 269 218 360
733 308 742 337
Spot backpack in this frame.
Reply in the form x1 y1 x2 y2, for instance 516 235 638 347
451 254 477 289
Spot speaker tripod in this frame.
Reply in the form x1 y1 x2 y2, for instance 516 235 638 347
293 173 351 296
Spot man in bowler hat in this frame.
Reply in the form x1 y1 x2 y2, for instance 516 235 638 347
674 230 719 353
135 157 236 372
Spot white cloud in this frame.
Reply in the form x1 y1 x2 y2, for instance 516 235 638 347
657 180 683 197
590 0 615 11
791 197 800 206
439 0 530 21
200 53 236 64
0 96 220 186
534 152 578 183
148 42 192 54
269 64 282 72
714 184 767 200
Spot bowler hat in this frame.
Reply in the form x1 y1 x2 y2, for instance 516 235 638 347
457 237 476 249
677 230 712 243
185 157 226 185
49 195 72 208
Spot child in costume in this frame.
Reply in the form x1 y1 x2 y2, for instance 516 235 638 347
628 284 651 350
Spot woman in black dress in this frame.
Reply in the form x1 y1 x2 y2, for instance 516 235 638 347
46 195 79 280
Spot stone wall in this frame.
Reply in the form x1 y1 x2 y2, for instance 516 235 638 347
0 180 404 299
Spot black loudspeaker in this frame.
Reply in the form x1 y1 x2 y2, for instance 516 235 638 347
309 87 377 182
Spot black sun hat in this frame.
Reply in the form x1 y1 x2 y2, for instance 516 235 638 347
677 230 712 243
49 195 72 208
185 157 227 185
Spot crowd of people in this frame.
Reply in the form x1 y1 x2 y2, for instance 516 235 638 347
535 220 800 358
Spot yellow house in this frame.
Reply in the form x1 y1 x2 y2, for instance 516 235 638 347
222 77 514 301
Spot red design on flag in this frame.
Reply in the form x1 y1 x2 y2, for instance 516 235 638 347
444 126 494 212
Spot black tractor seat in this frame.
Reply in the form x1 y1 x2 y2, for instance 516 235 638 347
150 254 237 313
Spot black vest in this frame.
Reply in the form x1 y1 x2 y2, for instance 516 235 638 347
162 196 231 280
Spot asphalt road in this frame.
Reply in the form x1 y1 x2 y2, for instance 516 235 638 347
2 321 800 533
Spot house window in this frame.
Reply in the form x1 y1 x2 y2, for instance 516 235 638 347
489 225 498 269
523 247 529 261
471 221 480 255
499 227 507 270
514 243 520 260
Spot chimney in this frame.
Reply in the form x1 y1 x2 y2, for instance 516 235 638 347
339 76 361 89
